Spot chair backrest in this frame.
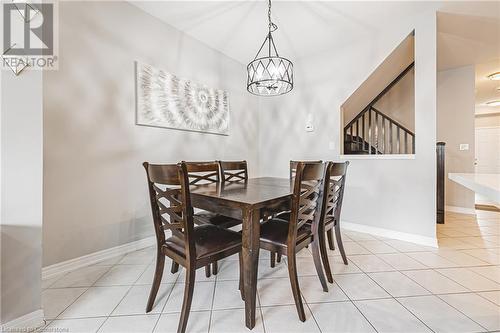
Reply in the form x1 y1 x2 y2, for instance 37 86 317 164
143 162 195 259
219 160 248 183
183 161 220 185
290 160 322 179
321 161 349 225
288 162 326 245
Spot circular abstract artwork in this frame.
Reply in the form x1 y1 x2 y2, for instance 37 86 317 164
137 62 229 135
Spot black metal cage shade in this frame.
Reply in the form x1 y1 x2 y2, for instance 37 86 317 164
247 56 293 96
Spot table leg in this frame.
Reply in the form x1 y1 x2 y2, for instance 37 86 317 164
242 208 260 329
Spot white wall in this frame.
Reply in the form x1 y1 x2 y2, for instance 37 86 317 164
259 11 438 244
0 55 44 325
42 1 260 266
476 113 500 128
437 66 476 211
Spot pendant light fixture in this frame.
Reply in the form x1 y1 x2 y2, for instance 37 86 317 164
247 0 293 96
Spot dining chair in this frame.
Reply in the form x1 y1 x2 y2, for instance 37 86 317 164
219 160 248 183
271 160 323 266
318 161 350 283
143 162 243 333
259 162 328 321
183 161 242 276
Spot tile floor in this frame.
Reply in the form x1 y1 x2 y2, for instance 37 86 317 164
39 210 500 332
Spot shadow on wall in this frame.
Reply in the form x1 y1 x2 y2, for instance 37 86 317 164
1 224 42 324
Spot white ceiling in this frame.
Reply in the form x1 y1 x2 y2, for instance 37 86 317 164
132 1 500 108
132 1 436 64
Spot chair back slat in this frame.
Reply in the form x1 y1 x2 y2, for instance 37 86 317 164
322 161 349 223
143 162 196 259
184 161 220 185
288 162 325 242
290 160 322 179
219 160 248 183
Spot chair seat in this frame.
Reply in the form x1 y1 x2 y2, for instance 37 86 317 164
260 218 311 247
194 211 242 229
164 225 241 260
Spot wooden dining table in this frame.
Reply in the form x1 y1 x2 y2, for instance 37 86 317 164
190 177 293 329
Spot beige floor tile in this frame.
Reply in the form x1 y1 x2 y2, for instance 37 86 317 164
349 254 396 272
377 253 427 270
112 284 174 315
437 268 500 291
439 293 500 331
98 314 159 333
154 311 210 333
402 270 468 294
59 286 130 319
309 301 375 333
299 276 348 303
369 271 430 297
163 281 215 313
478 290 500 306
258 277 296 306
470 265 500 283
356 240 398 254
261 305 320 333
398 295 484 333
334 273 390 300
44 317 107 333
212 279 246 310
42 288 88 319
94 265 148 286
355 298 431 332
406 252 459 268
51 265 112 288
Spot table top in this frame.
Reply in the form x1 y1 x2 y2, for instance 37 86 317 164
448 173 500 204
189 177 293 207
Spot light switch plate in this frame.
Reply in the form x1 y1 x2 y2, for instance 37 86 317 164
459 144 469 151
329 141 335 150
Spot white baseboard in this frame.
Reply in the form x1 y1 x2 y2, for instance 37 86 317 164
342 221 438 248
1 309 45 331
445 205 476 215
42 236 156 280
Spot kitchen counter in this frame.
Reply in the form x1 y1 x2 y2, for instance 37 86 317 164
448 173 500 204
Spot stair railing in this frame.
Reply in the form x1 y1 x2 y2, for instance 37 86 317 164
344 106 415 154
344 61 415 155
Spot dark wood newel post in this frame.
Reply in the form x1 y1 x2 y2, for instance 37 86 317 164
436 142 446 224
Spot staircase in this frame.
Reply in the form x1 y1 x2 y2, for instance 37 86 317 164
344 62 415 155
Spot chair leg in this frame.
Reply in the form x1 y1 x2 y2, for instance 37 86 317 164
177 266 196 333
212 261 218 275
276 253 282 263
310 240 328 292
171 261 179 274
238 252 244 300
205 265 211 278
287 251 306 322
146 254 165 312
335 224 348 265
270 252 276 268
326 228 335 250
318 229 334 283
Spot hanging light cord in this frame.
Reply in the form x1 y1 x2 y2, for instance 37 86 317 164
254 0 279 59
268 0 277 33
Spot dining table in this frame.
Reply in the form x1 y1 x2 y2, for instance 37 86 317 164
189 177 293 329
